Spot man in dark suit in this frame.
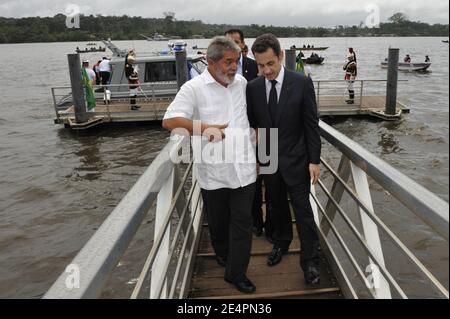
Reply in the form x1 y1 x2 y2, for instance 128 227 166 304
224 29 258 81
225 29 273 240
246 33 321 285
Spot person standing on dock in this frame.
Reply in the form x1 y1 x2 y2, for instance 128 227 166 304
247 33 321 285
224 29 258 81
225 29 273 241
125 52 140 111
98 57 112 89
242 44 249 58
162 36 257 294
81 59 96 112
343 48 357 104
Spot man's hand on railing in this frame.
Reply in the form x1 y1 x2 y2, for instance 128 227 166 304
309 163 320 185
201 123 228 142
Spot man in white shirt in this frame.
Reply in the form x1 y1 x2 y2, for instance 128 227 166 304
162 36 257 294
98 57 112 86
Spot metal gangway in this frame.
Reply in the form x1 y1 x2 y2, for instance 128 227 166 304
44 121 449 299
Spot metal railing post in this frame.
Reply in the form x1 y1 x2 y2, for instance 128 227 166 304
359 80 364 109
350 162 391 298
321 155 351 236
151 168 176 299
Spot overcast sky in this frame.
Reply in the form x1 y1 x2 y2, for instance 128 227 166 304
0 0 448 27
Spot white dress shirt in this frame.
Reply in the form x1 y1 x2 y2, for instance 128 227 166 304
237 54 243 76
99 59 111 72
164 68 257 190
265 66 285 103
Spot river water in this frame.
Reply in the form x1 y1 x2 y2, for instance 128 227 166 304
0 37 448 298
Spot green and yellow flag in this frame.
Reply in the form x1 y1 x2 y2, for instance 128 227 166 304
82 68 96 110
296 53 305 75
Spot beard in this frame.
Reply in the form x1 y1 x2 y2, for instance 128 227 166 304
214 66 236 85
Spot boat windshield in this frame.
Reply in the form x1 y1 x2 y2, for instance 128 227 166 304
145 61 177 82
191 58 207 74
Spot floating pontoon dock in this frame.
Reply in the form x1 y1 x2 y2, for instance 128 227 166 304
52 48 408 130
53 80 409 130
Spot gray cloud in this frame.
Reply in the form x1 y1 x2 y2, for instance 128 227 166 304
0 0 448 26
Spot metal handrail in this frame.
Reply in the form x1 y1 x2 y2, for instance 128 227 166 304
317 120 449 299
311 192 378 299
130 160 195 298
153 186 202 299
320 158 449 298
316 179 408 298
44 135 196 299
319 121 449 241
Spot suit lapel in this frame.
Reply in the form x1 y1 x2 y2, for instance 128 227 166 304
242 57 249 78
275 70 293 127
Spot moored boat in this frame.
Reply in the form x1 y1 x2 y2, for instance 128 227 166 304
291 46 329 51
380 61 431 71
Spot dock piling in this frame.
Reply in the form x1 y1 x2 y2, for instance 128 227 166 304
385 48 399 115
285 49 296 71
175 50 188 90
68 54 88 123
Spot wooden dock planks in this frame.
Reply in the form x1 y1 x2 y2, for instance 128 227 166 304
189 223 342 299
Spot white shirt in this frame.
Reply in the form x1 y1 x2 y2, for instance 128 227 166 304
237 54 243 76
164 69 257 190
99 59 111 72
84 68 96 82
265 66 285 103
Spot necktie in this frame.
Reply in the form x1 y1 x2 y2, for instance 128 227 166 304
268 79 278 122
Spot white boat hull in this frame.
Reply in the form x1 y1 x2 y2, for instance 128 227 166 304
380 62 431 71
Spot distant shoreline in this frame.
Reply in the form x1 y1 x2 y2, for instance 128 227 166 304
1 14 448 44
0 36 449 46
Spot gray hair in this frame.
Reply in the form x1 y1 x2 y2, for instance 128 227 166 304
206 36 241 61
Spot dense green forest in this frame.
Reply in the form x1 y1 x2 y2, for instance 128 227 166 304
0 13 448 43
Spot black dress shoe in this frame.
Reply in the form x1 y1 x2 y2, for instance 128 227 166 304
216 255 227 267
252 226 263 237
225 276 256 294
304 265 320 285
267 246 286 266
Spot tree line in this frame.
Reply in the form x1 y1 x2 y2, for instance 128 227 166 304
0 13 448 44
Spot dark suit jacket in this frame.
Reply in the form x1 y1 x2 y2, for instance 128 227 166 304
242 56 259 81
246 69 321 185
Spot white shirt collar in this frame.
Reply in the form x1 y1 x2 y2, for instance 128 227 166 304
265 66 285 87
202 68 217 85
202 67 238 87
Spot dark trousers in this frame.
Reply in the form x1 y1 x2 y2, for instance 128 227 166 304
201 182 255 282
264 171 320 270
252 175 273 237
100 71 110 85
129 85 137 107
348 90 355 100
